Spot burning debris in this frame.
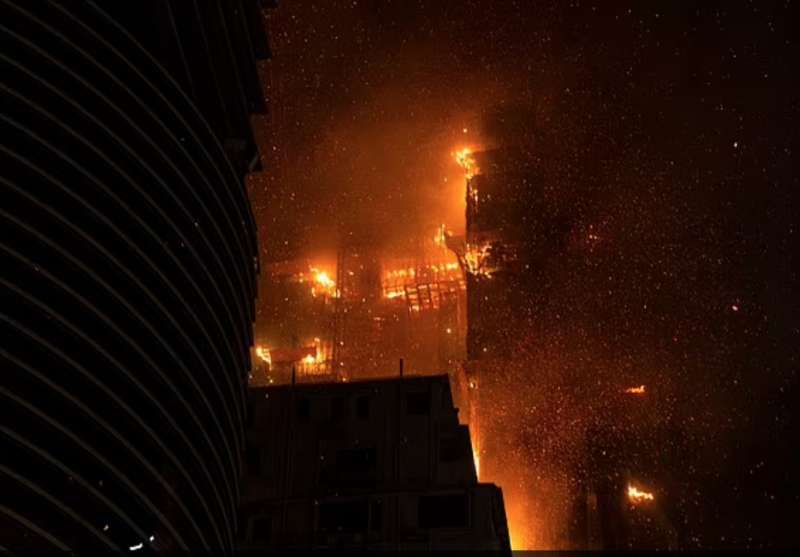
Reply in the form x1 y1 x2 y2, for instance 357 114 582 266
624 385 646 395
627 484 655 504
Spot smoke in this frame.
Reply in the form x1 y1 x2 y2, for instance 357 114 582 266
253 1 800 549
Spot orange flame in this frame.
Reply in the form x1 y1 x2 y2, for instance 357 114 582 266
454 147 479 179
254 346 272 366
464 242 495 277
624 385 646 394
434 223 451 247
309 267 337 298
627 484 655 503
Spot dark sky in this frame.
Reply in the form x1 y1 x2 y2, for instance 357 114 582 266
249 0 799 548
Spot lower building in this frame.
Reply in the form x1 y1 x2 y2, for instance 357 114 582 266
239 375 510 551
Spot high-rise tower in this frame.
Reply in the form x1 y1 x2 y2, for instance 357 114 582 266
0 1 270 550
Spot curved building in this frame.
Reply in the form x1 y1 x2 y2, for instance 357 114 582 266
0 1 269 551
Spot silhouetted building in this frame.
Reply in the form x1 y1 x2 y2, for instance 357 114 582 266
464 148 543 363
1 1 269 551
240 375 511 551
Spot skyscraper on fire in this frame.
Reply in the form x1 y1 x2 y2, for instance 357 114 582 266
0 1 270 550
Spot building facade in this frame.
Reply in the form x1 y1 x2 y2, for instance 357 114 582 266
240 375 511 551
0 1 269 551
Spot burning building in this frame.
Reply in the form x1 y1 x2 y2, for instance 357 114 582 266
253 231 467 386
239 374 510 551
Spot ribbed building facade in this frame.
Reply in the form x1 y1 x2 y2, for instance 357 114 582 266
0 1 269 551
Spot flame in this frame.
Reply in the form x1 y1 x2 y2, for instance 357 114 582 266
464 242 495 277
624 384 646 394
454 147 479 179
254 346 272 366
296 337 329 375
314 270 334 288
381 260 463 303
309 267 337 298
434 223 452 247
627 484 655 503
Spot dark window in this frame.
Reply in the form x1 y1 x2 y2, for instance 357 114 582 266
321 447 377 488
330 396 346 422
246 444 261 476
296 398 311 422
356 395 370 419
406 392 430 415
370 499 383 532
250 515 272 543
418 494 468 528
318 500 369 531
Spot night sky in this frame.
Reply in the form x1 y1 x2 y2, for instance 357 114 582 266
248 1 799 548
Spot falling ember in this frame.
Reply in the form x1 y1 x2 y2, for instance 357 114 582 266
454 147 479 179
627 484 655 503
624 385 646 394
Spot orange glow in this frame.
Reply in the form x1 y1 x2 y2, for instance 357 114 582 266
464 241 495 277
624 385 646 394
627 484 655 503
470 425 481 480
454 147 479 179
296 337 330 375
434 223 450 247
309 267 337 298
381 258 464 308
254 346 272 366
